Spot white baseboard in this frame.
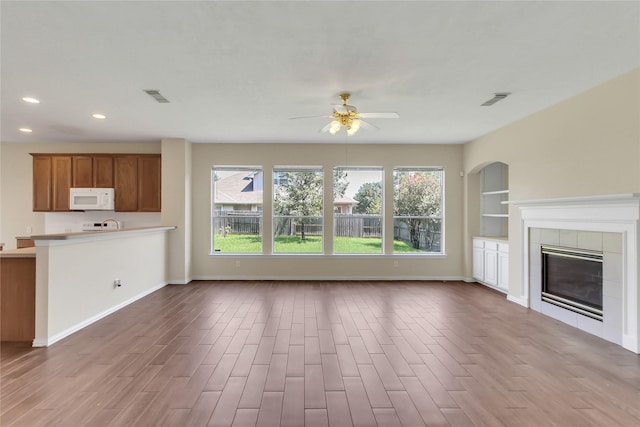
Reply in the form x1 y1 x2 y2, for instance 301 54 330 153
32 282 168 347
167 278 192 285
622 334 639 354
190 275 467 282
507 294 529 307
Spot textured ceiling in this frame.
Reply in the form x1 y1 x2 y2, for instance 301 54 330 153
1 1 638 144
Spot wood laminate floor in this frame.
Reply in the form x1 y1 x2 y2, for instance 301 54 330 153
2 281 639 426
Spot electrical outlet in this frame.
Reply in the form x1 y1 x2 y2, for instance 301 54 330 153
27 226 32 234
393 260 399 268
235 260 241 268
114 279 122 288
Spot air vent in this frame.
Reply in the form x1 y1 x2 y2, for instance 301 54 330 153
481 92 511 106
143 89 170 103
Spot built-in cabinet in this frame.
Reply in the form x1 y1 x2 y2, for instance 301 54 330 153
473 238 508 293
474 162 509 293
31 153 160 212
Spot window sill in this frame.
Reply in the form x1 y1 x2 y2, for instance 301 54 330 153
208 253 447 259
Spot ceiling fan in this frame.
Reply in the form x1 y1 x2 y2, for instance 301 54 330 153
290 93 399 136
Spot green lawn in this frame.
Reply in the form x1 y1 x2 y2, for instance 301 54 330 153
213 234 423 253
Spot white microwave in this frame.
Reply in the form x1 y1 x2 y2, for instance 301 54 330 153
70 188 115 211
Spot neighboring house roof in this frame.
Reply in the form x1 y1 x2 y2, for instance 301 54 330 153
216 173 359 207
215 172 263 205
334 195 358 206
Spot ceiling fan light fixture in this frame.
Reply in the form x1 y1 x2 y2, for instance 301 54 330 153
346 119 361 136
329 120 341 135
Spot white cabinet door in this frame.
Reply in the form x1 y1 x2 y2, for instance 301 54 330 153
473 247 485 281
498 251 509 291
484 250 498 286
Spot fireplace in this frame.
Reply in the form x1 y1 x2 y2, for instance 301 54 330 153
512 193 640 354
541 246 603 321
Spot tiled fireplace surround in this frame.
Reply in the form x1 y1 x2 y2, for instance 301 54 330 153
515 194 640 354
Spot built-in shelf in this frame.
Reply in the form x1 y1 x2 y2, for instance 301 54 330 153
480 162 509 237
481 189 510 196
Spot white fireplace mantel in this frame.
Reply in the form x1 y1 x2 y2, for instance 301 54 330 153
511 193 640 353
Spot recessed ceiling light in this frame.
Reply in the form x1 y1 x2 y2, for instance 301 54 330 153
92 113 107 119
22 97 40 104
19 128 33 133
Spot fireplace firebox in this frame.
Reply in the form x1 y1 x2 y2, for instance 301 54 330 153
541 246 603 321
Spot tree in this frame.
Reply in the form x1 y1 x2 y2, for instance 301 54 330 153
273 170 349 241
274 171 323 240
353 181 382 214
333 169 348 200
394 171 441 249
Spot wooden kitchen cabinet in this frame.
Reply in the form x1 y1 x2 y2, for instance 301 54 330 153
16 237 35 249
72 156 93 187
114 154 161 212
73 156 114 188
93 156 114 188
32 154 72 211
114 155 139 211
52 156 72 211
138 155 161 212
32 155 52 211
1 253 36 342
33 153 160 212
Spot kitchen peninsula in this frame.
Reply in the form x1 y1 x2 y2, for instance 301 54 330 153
31 226 175 346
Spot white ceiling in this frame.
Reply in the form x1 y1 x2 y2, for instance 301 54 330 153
1 1 639 145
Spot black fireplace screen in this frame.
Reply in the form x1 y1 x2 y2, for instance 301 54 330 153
542 246 603 319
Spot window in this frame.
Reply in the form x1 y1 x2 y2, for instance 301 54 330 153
333 167 383 254
212 167 263 253
393 168 444 254
273 167 323 253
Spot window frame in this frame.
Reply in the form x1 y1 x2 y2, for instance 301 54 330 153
392 167 445 255
272 166 325 255
332 166 384 255
211 166 264 255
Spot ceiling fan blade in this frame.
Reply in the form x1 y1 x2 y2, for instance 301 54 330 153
290 115 333 120
332 104 348 115
358 119 379 131
358 112 399 119
319 122 333 133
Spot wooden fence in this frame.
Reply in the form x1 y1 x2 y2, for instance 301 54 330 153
214 211 382 238
333 214 382 238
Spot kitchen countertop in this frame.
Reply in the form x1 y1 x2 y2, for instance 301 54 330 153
31 226 177 241
0 247 36 258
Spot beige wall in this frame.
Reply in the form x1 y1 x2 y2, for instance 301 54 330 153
463 67 640 300
0 141 160 249
161 138 192 284
191 143 465 280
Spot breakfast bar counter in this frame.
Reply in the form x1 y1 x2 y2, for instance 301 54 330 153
31 226 176 243
30 225 176 347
